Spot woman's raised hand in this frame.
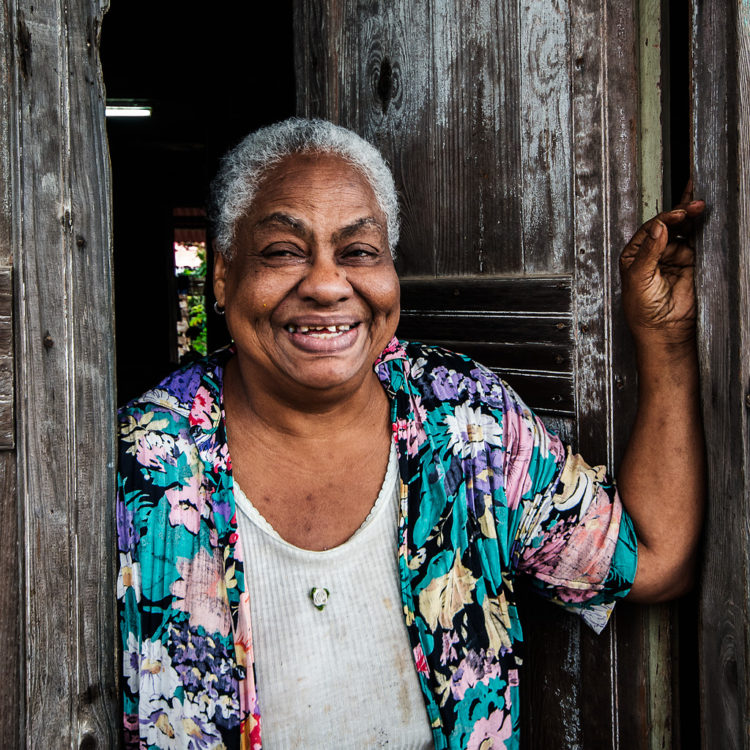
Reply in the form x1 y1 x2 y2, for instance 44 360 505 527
619 182 705 350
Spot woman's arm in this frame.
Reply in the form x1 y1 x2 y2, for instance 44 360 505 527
617 188 706 602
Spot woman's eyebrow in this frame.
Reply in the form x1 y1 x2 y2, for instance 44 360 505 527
333 217 386 241
254 212 311 238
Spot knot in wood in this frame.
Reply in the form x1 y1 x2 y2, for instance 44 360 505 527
377 57 393 114
17 13 32 80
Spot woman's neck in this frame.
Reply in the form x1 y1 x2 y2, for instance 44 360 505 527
222 355 390 441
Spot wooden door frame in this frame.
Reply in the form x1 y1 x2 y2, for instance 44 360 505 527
693 1 750 747
0 0 118 746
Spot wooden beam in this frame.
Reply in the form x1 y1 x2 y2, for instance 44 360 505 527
0 0 20 745
694 0 750 747
9 0 118 746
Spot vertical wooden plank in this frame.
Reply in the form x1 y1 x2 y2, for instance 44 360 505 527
569 1 642 747
11 0 118 746
569 1 617 743
426 0 523 277
520 0 574 273
618 5 674 749
694 0 750 747
0 1 21 746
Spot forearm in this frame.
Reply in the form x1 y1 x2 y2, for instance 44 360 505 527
618 339 705 602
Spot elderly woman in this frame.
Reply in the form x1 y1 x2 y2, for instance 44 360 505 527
117 118 704 749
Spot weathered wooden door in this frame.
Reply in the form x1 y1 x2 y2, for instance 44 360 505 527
0 0 747 747
292 1 684 747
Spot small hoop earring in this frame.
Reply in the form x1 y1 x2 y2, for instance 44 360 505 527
213 301 225 316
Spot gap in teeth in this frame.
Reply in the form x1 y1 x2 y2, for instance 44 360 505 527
287 324 353 334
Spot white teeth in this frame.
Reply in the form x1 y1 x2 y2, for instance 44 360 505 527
286 323 355 335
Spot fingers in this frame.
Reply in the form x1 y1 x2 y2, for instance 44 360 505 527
679 177 694 205
621 217 668 266
623 202 704 255
659 202 704 225
620 219 667 274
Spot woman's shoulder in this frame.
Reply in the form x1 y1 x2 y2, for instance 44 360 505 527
395 339 521 412
117 347 232 429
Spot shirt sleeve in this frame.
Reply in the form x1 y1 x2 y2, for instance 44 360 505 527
500 384 638 633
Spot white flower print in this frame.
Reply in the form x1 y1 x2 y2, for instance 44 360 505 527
139 639 180 708
445 403 504 458
117 551 142 603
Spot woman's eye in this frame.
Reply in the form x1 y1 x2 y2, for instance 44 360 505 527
262 244 304 259
342 244 379 260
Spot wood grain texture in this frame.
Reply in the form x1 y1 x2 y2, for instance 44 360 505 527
0 1 20 745
0 453 19 746
694 1 750 747
520 0 574 273
10 0 118 746
0 267 13 448
295 0 524 277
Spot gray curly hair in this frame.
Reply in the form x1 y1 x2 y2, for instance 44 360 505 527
210 118 400 259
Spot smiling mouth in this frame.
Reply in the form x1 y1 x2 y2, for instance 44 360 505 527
284 323 359 339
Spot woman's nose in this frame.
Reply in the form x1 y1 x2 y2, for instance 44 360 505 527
296 253 352 304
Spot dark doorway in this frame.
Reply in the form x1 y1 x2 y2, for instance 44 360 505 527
102 1 296 403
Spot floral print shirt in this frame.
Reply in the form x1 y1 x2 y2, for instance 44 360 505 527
117 339 638 750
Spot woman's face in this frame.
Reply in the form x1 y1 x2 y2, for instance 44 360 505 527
214 153 400 397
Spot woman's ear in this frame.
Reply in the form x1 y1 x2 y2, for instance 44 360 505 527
213 249 229 308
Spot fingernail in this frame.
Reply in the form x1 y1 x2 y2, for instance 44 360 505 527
648 222 664 239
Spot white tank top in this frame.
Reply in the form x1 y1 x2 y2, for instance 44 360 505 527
234 443 435 749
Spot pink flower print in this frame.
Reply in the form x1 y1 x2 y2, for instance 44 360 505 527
466 707 512 750
502 410 534 510
235 590 260 734
170 547 232 638
189 385 217 429
413 643 430 676
165 475 208 535
395 395 428 456
450 649 504 701
135 430 175 471
519 486 621 604
395 417 427 457
555 488 621 601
